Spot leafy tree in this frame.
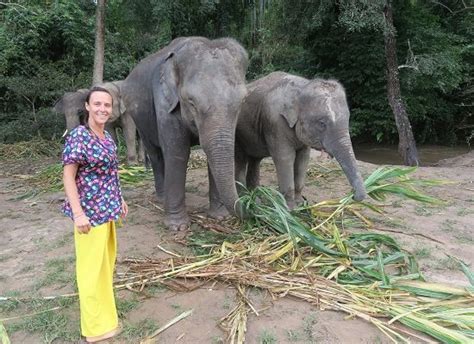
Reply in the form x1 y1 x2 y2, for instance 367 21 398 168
0 0 472 149
0 1 94 142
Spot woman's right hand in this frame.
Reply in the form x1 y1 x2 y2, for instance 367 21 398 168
74 214 92 234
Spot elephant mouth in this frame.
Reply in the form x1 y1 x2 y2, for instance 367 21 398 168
311 141 324 151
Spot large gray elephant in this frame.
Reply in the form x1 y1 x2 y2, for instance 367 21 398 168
235 72 366 209
54 81 144 165
121 37 248 230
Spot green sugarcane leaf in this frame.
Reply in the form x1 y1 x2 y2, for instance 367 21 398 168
0 322 10 344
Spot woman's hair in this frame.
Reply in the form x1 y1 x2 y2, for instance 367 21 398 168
79 86 113 126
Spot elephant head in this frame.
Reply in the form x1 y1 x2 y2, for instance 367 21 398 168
54 88 89 130
281 79 367 201
54 81 125 130
98 80 127 124
154 37 249 217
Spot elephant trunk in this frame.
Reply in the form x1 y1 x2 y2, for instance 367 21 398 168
200 129 244 218
65 113 80 131
325 134 367 201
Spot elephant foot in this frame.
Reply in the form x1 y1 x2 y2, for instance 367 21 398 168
353 188 367 202
286 200 296 211
164 214 190 231
295 194 307 207
208 203 231 220
154 191 164 204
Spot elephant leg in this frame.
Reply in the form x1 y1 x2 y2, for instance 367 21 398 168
121 113 138 165
106 123 118 143
163 148 190 230
138 138 146 164
208 164 230 219
271 147 297 209
147 148 165 203
160 124 191 231
246 157 262 190
294 147 310 206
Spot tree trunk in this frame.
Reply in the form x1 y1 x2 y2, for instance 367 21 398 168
383 0 419 166
92 0 106 85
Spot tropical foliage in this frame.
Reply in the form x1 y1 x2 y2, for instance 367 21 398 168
0 0 472 144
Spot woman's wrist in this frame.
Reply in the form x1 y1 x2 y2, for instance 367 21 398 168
73 210 85 218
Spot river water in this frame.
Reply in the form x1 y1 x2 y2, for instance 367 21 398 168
353 144 471 166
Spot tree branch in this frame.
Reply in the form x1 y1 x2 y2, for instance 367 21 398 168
398 64 419 71
431 0 474 14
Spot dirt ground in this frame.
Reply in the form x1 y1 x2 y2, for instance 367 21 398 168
0 149 473 344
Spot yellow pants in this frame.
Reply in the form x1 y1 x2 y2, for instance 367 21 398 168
74 221 118 337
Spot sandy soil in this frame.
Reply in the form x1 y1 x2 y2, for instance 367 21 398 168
0 150 473 343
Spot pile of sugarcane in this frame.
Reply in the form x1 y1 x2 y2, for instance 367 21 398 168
0 138 62 160
117 167 474 343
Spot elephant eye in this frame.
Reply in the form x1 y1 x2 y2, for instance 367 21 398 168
316 119 326 130
188 99 197 110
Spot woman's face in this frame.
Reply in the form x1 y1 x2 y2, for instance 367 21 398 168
85 91 113 127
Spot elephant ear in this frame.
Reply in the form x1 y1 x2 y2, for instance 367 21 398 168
278 87 300 129
119 98 127 115
154 53 179 114
53 97 64 114
280 103 299 128
101 82 122 122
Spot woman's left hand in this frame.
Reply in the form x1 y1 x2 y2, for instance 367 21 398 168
121 199 129 218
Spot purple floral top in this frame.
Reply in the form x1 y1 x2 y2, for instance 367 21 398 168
61 125 123 226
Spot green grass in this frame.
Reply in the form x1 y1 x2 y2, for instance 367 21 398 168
34 256 76 289
454 232 474 244
121 319 159 341
222 295 231 310
0 254 12 263
145 284 167 296
414 205 433 216
287 329 302 342
433 257 461 271
303 312 318 342
413 247 432 259
211 336 225 344
116 296 140 319
3 294 79 343
170 303 183 314
7 307 80 343
456 207 474 216
45 233 72 250
440 219 457 232
0 291 22 313
19 265 34 274
259 329 277 344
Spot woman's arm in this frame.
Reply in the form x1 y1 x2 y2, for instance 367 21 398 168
63 164 91 234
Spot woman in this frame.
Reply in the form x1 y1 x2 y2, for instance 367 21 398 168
62 86 128 343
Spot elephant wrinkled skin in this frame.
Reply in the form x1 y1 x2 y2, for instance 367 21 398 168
121 37 248 231
236 72 366 209
54 81 145 165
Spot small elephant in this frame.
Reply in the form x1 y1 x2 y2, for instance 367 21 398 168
54 81 145 165
121 37 248 230
235 72 366 208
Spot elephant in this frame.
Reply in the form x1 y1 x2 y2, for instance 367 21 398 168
120 36 248 231
235 71 367 209
54 80 145 165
